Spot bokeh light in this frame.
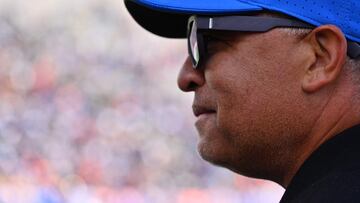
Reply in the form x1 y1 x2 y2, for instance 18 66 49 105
0 0 284 202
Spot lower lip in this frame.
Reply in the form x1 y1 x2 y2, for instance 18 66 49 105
195 112 216 124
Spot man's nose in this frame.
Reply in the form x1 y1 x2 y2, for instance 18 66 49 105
177 57 205 92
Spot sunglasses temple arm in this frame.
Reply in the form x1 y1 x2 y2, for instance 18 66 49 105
348 41 360 59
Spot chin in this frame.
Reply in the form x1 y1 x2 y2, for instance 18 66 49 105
197 137 271 180
197 139 233 168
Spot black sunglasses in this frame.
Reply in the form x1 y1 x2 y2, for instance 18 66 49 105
187 15 360 68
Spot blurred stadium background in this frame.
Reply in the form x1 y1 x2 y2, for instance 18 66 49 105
0 0 284 202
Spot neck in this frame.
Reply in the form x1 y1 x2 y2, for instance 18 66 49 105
281 84 360 188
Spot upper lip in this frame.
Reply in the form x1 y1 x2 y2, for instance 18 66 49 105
192 104 216 117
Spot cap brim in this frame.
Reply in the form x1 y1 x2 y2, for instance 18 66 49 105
124 0 262 38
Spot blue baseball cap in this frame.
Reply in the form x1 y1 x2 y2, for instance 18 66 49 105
124 0 360 43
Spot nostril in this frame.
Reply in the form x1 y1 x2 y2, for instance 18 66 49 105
187 81 198 91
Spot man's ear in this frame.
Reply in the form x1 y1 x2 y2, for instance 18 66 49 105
302 25 347 93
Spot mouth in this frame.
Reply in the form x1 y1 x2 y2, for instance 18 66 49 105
192 104 216 117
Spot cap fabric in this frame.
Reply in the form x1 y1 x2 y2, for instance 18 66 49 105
124 0 360 43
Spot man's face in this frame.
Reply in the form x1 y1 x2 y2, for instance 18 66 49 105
178 27 318 180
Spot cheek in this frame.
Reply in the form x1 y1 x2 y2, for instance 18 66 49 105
216 92 253 142
201 39 300 146
206 55 253 96
205 60 258 138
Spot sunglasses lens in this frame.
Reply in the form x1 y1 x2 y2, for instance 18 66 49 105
189 21 200 67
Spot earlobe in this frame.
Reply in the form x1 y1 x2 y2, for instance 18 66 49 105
302 25 347 93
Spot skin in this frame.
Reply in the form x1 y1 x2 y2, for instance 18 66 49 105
177 24 360 187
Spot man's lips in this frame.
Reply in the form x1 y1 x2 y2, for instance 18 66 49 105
192 104 216 117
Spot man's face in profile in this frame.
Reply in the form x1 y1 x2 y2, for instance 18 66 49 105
178 26 318 180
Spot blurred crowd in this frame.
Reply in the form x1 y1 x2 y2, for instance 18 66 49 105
0 0 284 202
